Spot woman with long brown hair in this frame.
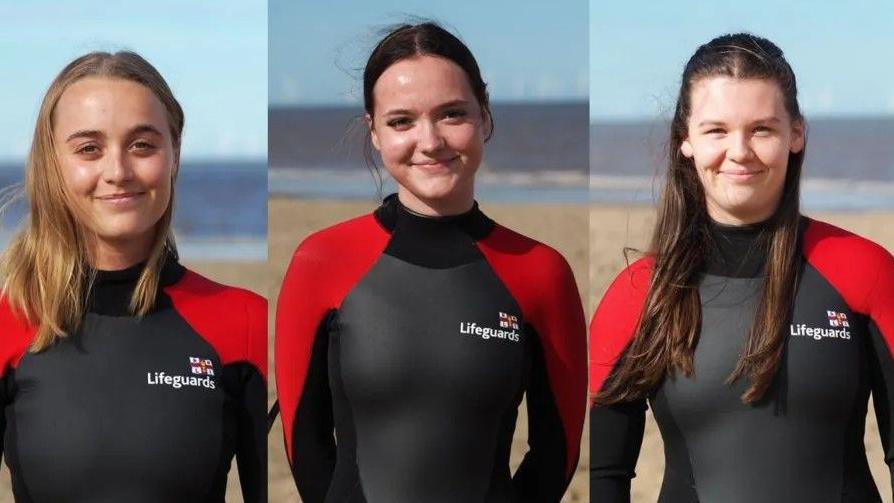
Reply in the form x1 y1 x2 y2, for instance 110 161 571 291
0 52 266 502
590 33 894 501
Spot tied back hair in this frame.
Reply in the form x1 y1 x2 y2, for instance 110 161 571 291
0 51 183 352
596 33 806 405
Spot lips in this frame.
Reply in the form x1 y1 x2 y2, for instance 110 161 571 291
412 156 459 172
94 192 145 206
719 169 765 182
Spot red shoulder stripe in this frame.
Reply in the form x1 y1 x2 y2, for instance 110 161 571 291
477 224 587 479
589 257 653 399
274 213 390 462
164 270 267 379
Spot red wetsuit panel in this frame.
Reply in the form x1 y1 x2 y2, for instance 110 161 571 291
274 214 390 462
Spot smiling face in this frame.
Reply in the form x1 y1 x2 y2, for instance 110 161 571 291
53 77 176 268
681 77 804 225
368 54 489 216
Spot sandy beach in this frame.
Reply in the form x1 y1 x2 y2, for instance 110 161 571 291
590 204 894 503
268 197 591 502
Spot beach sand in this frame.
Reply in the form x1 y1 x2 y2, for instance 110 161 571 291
590 204 894 503
268 197 591 502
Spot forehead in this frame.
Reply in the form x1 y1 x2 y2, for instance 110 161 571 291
53 77 169 136
372 55 476 111
688 76 788 121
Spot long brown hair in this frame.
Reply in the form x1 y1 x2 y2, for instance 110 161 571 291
0 51 184 352
596 33 806 405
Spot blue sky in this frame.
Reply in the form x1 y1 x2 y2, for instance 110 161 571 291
0 1 267 161
591 0 894 121
269 0 588 106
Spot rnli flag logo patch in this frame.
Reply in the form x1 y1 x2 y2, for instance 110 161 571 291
827 311 850 328
498 312 519 330
189 357 215 376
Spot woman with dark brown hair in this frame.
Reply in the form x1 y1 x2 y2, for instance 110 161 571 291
275 21 587 503
589 33 894 502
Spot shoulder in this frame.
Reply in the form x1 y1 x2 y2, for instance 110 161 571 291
601 256 655 300
803 218 893 267
0 296 37 376
589 257 653 364
293 213 389 262
801 218 894 314
164 269 267 374
478 223 574 280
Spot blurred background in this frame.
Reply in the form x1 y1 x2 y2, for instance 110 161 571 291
589 1 894 501
0 2 267 501
269 0 589 501
0 1 267 262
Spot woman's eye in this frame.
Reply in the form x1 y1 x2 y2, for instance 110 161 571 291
387 117 412 128
132 141 156 150
443 109 468 121
705 128 725 135
753 126 772 135
76 144 100 155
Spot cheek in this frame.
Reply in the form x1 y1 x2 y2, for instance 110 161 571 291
59 160 99 198
691 141 725 169
376 131 414 165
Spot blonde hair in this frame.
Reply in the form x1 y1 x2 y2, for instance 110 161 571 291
0 51 184 352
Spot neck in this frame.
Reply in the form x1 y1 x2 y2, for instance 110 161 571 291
92 234 154 271
396 187 475 217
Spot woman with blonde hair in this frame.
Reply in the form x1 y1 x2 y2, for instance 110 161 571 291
0 51 266 502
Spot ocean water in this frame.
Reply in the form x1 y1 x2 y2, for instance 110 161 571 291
591 117 894 210
269 102 590 203
0 160 267 261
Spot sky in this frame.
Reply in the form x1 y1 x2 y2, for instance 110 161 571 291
0 1 267 161
269 0 588 106
591 0 894 121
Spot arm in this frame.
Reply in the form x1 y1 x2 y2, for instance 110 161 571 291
275 248 337 503
588 259 653 503
234 294 269 503
865 250 894 490
511 253 587 502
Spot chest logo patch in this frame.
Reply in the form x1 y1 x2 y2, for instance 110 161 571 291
459 312 521 342
790 309 852 341
146 356 218 390
827 310 850 328
189 357 215 376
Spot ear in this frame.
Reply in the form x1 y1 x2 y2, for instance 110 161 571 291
680 138 694 158
481 109 492 140
366 113 380 151
790 118 805 154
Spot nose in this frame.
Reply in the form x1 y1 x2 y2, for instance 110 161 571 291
102 148 134 185
726 132 755 163
416 119 446 153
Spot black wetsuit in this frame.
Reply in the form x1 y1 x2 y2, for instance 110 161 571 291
0 259 267 502
589 218 894 502
275 195 587 502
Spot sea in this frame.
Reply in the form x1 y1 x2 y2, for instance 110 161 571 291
0 161 267 261
271 102 894 211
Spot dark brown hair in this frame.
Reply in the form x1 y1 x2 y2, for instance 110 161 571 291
362 21 494 184
596 33 806 405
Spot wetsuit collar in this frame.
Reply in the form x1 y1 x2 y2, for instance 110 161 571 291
704 219 771 278
87 253 185 316
374 193 494 240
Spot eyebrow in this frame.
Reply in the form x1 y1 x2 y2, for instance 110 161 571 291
697 117 783 128
381 99 471 116
65 124 164 142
